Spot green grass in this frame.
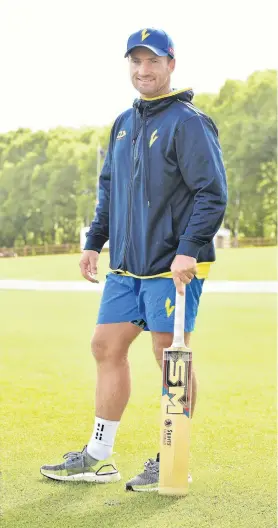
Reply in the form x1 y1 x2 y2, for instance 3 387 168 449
1 290 276 527
0 246 276 282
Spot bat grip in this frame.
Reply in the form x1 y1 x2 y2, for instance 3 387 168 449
172 283 186 347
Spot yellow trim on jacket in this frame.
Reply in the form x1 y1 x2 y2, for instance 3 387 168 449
140 88 193 102
111 262 211 280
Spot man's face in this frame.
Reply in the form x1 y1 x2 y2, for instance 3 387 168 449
129 47 175 98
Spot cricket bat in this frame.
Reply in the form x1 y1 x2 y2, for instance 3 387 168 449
158 283 193 496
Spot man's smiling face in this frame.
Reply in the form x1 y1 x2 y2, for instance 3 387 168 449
129 47 175 98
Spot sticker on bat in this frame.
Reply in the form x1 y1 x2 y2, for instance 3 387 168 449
163 428 172 446
162 352 192 417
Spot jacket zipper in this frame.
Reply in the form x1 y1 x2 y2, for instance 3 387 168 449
122 136 137 271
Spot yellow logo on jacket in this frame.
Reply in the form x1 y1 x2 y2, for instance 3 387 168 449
116 130 126 139
149 129 158 147
165 298 175 318
141 29 151 41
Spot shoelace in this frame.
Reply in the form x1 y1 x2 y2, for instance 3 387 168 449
144 458 159 474
63 445 87 464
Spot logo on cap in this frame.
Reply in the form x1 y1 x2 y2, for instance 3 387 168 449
168 47 174 57
141 28 151 41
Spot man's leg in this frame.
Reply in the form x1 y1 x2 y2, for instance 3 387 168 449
126 277 203 490
92 322 141 420
40 274 142 482
86 322 141 461
151 331 197 416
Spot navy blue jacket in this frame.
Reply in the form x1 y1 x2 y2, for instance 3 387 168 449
85 89 227 276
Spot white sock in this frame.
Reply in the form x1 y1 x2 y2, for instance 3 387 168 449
87 417 120 460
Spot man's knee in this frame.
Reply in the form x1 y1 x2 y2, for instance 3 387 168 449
91 323 140 363
151 331 191 365
91 333 109 361
91 335 126 364
151 332 171 366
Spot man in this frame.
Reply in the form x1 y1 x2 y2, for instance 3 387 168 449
41 28 227 490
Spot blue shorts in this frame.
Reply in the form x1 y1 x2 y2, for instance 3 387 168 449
97 273 204 333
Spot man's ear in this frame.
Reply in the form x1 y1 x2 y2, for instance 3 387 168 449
168 58 176 73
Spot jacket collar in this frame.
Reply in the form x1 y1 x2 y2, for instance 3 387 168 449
133 88 194 115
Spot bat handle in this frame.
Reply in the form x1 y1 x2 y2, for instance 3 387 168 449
172 283 186 348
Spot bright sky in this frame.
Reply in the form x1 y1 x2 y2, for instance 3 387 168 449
0 0 276 132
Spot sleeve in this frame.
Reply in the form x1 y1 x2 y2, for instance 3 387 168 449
175 115 228 259
83 141 112 252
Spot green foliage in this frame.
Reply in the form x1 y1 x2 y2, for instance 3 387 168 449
195 69 277 239
0 126 111 246
0 70 276 247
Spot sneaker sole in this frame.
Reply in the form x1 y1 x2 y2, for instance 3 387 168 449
126 475 192 492
40 470 121 483
126 485 158 492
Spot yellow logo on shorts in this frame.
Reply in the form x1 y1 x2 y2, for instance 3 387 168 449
165 298 175 318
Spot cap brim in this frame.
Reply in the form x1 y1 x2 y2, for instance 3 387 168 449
124 44 168 58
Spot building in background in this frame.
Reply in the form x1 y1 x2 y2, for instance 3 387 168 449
214 227 231 248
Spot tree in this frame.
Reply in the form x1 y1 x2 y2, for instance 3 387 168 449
0 71 276 247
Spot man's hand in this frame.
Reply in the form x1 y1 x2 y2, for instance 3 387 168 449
79 250 99 283
171 255 197 294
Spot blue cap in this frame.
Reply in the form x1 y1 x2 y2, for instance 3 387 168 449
125 28 175 59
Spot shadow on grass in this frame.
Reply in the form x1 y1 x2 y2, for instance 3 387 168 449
2 478 190 528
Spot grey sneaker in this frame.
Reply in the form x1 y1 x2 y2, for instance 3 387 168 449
40 445 121 483
126 454 192 492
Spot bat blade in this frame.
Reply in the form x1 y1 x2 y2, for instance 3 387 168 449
158 285 193 496
158 346 192 495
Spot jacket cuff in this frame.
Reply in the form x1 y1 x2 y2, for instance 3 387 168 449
84 234 107 252
176 239 204 259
